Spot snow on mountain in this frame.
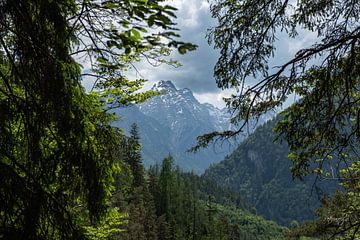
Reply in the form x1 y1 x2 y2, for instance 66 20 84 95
139 81 227 132
113 80 271 173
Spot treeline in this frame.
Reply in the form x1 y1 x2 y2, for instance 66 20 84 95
202 118 346 240
203 119 338 226
109 124 287 240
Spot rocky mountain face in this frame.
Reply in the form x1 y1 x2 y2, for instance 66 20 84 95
113 80 241 173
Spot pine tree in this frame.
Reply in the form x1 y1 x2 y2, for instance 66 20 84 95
121 188 147 240
125 123 145 189
157 215 172 240
159 155 175 220
116 124 159 240
0 0 195 238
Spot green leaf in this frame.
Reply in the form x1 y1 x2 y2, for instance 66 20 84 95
97 56 108 63
131 29 141 40
178 46 187 55
148 15 155 27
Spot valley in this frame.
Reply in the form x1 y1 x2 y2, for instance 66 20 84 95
113 81 336 238
2 0 357 239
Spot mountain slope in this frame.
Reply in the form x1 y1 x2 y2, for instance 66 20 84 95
113 81 239 172
203 119 337 225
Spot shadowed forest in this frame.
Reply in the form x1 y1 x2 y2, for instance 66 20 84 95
0 0 360 239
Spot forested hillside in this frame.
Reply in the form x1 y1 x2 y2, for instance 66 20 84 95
204 119 338 226
1 0 359 239
204 0 360 238
113 125 288 240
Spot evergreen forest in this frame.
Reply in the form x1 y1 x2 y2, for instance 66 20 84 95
1 0 360 239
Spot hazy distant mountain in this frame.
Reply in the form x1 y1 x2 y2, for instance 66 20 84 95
113 80 243 173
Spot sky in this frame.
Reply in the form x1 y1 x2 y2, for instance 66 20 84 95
137 0 229 107
82 0 319 108
130 0 320 108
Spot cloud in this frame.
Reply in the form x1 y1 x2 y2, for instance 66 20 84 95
79 0 319 108
194 89 235 108
104 0 321 108
133 0 221 94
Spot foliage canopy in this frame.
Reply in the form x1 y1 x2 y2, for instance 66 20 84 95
0 0 195 239
202 0 360 238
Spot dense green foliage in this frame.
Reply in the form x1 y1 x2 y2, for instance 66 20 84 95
3 0 358 238
0 0 195 239
204 119 338 226
200 0 360 238
114 140 288 240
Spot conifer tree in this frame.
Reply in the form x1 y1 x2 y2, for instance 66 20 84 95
148 165 165 220
117 124 159 240
0 0 195 238
124 123 145 189
159 155 175 220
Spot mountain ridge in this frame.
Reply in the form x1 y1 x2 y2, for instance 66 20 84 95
113 80 239 172
203 118 338 225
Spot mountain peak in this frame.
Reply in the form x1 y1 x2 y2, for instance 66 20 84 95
152 80 177 92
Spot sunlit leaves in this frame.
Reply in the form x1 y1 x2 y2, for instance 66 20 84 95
0 0 194 238
84 208 128 240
